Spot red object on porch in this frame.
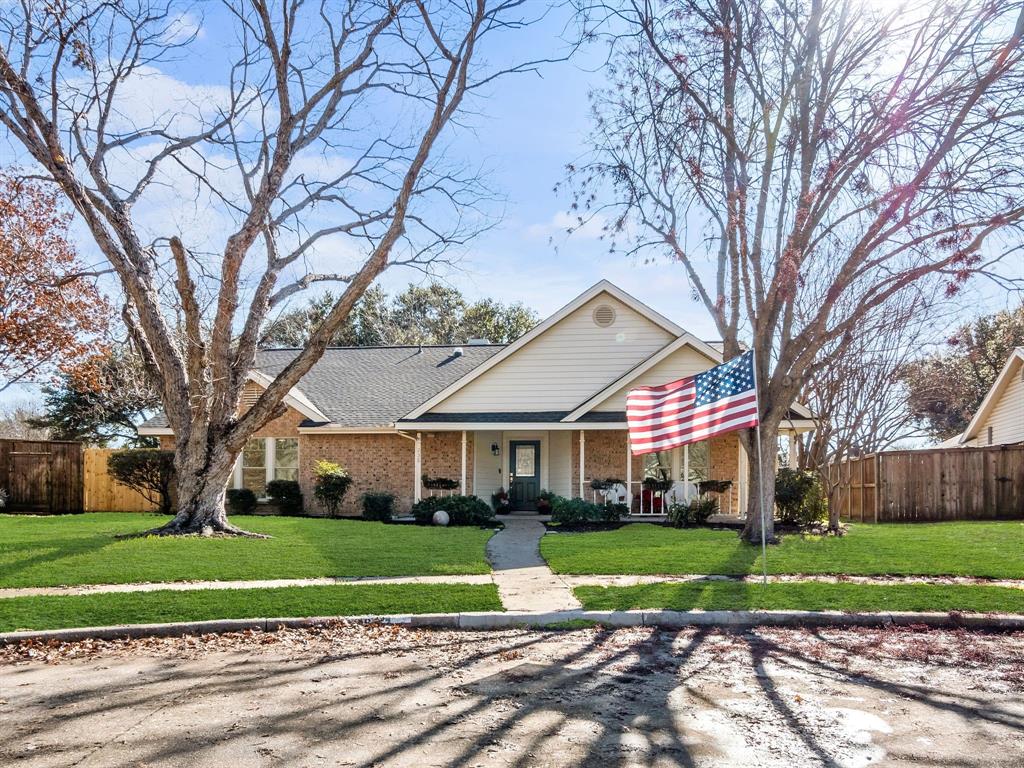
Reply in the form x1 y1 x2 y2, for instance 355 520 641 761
636 489 663 514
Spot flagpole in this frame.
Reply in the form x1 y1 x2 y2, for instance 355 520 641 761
752 348 769 587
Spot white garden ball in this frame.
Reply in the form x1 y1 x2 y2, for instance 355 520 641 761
432 510 450 526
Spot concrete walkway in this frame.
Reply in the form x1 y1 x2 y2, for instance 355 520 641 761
486 517 581 611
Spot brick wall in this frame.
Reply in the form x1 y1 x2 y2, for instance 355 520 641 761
301 433 414 516
302 430 473 516
707 433 742 514
570 430 640 499
419 431 474 500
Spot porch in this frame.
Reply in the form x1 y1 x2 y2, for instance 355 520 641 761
405 423 811 518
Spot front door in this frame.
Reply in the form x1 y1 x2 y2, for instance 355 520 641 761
508 441 540 511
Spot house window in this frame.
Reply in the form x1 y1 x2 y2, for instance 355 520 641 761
274 438 299 481
987 426 994 446
236 437 300 496
686 441 710 482
643 451 672 481
241 438 267 494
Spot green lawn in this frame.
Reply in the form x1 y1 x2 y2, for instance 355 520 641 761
0 583 503 632
0 513 494 588
575 582 1024 614
541 522 1024 579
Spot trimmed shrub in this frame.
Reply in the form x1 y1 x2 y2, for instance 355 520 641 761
266 479 303 516
412 494 495 526
550 496 626 525
313 460 353 517
666 497 719 528
226 487 257 514
362 492 396 522
775 468 829 526
107 449 175 514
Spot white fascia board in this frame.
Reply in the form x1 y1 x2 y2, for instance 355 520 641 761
246 370 329 423
960 348 1024 443
394 421 628 431
563 333 722 422
137 425 174 436
402 280 685 421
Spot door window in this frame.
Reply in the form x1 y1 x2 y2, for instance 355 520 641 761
515 445 536 476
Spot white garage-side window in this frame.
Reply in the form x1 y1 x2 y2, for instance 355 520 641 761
234 437 300 496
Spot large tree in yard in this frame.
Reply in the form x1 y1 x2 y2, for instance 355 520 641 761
569 0 1024 543
0 0 549 535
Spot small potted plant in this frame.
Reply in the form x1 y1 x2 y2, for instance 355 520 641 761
536 489 557 513
491 487 511 513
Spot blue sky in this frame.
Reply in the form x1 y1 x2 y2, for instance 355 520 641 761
2 2 1021 407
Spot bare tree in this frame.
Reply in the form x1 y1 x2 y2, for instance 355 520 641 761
567 0 1024 543
797 288 939 530
0 0 551 535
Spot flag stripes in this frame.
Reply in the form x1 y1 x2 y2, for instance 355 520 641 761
627 351 759 455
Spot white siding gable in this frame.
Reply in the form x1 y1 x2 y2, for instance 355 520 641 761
590 345 719 412
967 358 1024 446
431 293 674 413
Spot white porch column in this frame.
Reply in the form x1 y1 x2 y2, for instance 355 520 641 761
737 439 749 515
414 432 422 503
625 434 632 506
460 430 467 495
578 430 586 498
683 445 691 501
788 434 800 469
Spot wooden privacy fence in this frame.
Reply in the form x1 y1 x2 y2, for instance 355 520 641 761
83 448 160 512
829 445 1024 522
0 439 84 514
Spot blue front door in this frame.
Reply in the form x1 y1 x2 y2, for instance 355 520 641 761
508 441 540 511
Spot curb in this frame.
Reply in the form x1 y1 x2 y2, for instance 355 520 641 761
2 609 1024 645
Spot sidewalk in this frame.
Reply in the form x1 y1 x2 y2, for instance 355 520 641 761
486 517 581 611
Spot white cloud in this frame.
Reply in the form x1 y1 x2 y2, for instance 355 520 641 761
162 12 205 44
525 211 608 241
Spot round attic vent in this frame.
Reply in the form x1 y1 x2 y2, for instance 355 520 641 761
592 304 617 328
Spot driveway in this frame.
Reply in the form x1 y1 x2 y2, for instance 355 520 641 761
1 624 1022 767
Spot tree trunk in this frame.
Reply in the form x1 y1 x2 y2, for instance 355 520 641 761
145 441 265 537
740 422 779 545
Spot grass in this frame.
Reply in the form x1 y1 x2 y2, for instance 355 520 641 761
0 512 495 588
541 521 1024 579
574 582 1024 614
0 583 503 632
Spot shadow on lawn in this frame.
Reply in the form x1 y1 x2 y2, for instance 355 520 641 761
4 625 1021 766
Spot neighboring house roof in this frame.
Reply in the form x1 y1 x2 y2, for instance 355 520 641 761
958 346 1024 445
139 344 503 432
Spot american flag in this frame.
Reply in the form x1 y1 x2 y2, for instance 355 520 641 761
626 351 759 455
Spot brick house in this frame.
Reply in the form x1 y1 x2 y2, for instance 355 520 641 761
140 281 815 516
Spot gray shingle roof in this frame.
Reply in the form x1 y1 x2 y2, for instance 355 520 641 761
141 344 503 429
